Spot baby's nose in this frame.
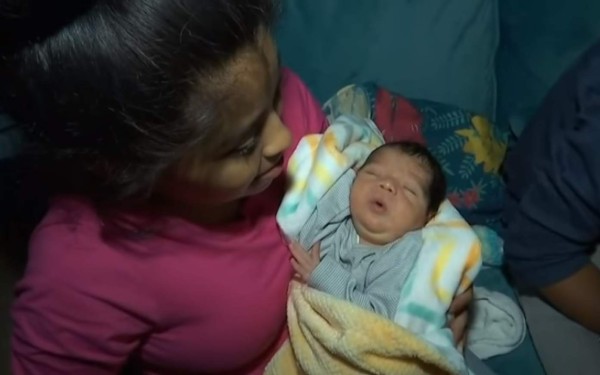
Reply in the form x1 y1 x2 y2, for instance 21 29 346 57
379 181 395 194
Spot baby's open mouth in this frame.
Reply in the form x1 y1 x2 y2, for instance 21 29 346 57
369 198 387 213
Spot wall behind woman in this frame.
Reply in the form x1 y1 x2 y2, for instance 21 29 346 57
496 0 600 133
276 0 500 119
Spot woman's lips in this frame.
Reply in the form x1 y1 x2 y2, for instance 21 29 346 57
260 164 283 181
257 157 284 182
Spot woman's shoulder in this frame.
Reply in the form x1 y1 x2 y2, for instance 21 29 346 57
26 197 112 276
27 196 155 283
19 196 151 308
32 195 102 244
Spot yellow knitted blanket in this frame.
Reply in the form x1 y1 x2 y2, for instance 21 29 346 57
265 281 457 375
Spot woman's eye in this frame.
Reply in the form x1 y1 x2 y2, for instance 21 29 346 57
235 137 258 157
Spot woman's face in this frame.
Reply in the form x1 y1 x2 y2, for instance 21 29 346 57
157 31 291 221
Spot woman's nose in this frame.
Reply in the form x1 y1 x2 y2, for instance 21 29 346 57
262 111 292 159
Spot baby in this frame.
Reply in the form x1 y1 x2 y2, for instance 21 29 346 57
290 141 446 319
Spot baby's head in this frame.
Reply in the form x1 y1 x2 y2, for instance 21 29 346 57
350 141 446 246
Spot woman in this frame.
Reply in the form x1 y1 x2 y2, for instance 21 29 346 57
1 1 470 373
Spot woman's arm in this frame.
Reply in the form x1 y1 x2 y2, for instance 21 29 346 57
12 271 149 375
11 221 152 375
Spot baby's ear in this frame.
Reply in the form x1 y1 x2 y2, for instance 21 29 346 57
352 160 365 172
426 210 437 222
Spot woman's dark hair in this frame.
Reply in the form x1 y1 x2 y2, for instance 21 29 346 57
0 0 276 203
363 141 447 214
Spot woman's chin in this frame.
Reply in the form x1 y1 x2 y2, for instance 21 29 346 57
245 175 276 196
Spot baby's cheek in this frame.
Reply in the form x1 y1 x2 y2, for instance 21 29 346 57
391 201 417 226
349 183 363 208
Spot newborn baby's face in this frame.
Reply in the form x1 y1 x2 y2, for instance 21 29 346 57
350 149 431 246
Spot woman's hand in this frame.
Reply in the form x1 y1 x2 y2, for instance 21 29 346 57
449 286 473 350
289 242 321 283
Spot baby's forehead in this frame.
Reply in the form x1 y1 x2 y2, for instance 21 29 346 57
367 147 429 171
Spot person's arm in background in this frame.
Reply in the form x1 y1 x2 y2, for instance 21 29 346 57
505 176 600 334
504 63 600 332
542 264 600 333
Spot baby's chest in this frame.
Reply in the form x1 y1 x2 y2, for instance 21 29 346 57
326 237 381 287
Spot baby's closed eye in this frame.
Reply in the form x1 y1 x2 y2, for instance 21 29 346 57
403 185 418 196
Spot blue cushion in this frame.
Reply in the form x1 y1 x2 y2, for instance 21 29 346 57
276 0 499 119
497 0 600 125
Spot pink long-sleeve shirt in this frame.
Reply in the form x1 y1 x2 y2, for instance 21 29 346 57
11 69 328 375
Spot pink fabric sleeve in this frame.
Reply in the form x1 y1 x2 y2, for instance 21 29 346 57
11 225 152 375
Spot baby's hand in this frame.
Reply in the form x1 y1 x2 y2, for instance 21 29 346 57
289 241 321 283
